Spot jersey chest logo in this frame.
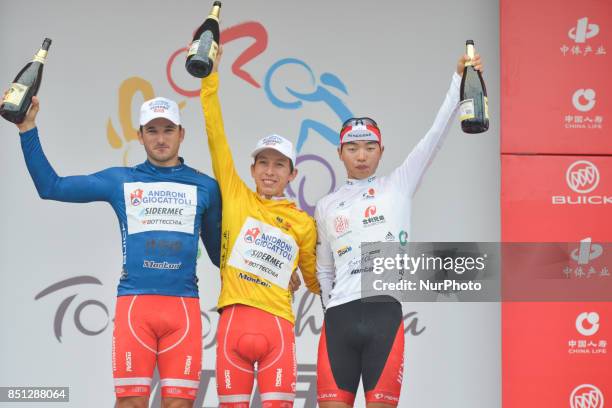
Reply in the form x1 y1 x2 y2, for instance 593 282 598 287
228 216 298 289
123 182 197 235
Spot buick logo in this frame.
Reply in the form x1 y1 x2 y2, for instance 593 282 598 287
570 384 604 408
566 161 600 194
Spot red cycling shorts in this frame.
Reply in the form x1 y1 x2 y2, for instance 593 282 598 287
216 304 296 408
112 295 202 400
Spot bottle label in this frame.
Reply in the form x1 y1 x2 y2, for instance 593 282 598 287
196 31 214 60
2 83 29 106
208 41 219 61
484 96 489 119
460 99 475 121
33 49 48 64
187 40 200 57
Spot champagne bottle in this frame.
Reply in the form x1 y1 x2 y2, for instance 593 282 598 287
186 1 221 78
1 38 52 124
460 40 489 133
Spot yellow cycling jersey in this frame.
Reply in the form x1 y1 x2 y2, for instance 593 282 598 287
200 73 320 324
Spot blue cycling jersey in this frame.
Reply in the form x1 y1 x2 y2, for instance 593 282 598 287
20 127 221 298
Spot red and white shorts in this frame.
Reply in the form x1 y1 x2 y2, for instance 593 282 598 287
112 295 202 400
216 304 296 408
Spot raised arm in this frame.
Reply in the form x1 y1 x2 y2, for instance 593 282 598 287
199 46 245 197
16 97 114 203
389 54 484 196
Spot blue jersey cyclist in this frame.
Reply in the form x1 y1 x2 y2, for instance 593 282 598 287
10 94 221 408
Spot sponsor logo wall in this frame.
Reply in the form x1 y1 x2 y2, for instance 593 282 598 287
502 0 611 405
501 0 611 155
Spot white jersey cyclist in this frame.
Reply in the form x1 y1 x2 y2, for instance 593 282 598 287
315 72 461 310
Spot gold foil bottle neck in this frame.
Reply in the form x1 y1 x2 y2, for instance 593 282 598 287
465 43 475 67
208 4 221 21
33 49 48 64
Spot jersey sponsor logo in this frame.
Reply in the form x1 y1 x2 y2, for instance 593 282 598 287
130 189 144 206
275 216 292 231
242 259 280 280
351 266 373 275
125 351 133 372
141 219 183 226
143 260 182 270
130 189 194 206
357 205 386 227
348 258 374 275
229 217 299 289
184 355 192 375
145 239 183 256
124 182 197 235
363 207 386 227
362 188 376 199
334 216 350 234
224 369 232 390
373 393 399 403
358 204 387 227
244 227 261 243
364 205 377 217
336 246 352 257
249 249 285 269
143 207 184 216
275 368 283 387
250 232 295 261
238 272 272 288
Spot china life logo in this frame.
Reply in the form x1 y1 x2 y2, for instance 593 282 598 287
576 312 599 337
565 88 603 130
568 311 607 356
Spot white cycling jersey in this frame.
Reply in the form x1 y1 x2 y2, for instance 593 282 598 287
315 72 461 309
